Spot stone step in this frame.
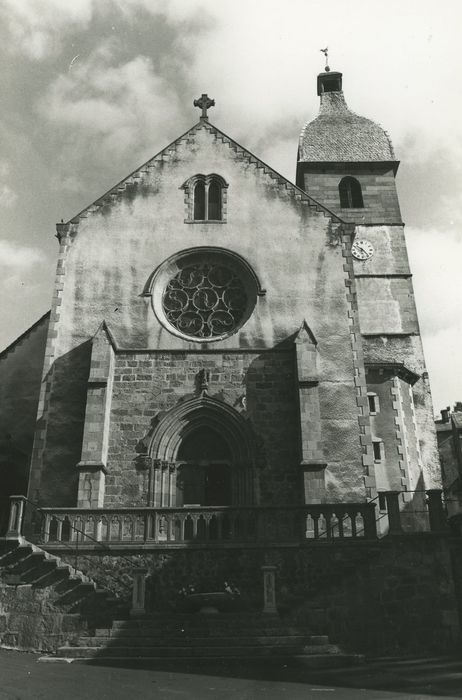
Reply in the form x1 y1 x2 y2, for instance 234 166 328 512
5 551 45 574
57 644 305 659
56 581 96 605
0 543 30 566
111 613 280 624
110 617 294 631
308 635 329 645
77 635 311 648
31 566 71 588
96 625 299 638
295 653 365 669
20 559 59 583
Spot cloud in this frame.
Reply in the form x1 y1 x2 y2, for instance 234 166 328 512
406 226 462 411
37 42 183 170
397 146 462 232
407 226 462 335
0 160 17 208
0 240 45 272
0 0 211 60
0 0 94 59
0 184 17 208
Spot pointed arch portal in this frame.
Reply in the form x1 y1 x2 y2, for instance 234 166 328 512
148 397 256 507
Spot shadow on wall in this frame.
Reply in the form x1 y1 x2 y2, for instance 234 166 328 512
30 341 92 508
244 351 300 505
400 473 430 532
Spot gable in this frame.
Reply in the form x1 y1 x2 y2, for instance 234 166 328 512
60 120 342 236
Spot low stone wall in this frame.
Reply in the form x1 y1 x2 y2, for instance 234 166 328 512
55 533 461 656
0 584 83 652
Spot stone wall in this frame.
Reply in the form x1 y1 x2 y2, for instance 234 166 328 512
300 165 402 225
106 350 300 506
0 584 82 652
28 121 371 509
56 534 461 657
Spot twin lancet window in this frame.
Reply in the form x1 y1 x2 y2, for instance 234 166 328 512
183 174 227 222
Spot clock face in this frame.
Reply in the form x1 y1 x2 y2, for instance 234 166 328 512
351 238 374 260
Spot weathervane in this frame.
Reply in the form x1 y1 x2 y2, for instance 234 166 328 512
320 47 330 72
193 94 215 120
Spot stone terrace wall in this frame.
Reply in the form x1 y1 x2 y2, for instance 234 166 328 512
56 535 461 657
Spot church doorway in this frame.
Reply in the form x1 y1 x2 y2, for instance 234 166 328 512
176 426 231 507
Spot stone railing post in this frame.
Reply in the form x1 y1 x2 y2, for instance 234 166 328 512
383 491 403 535
426 489 449 533
363 503 378 538
261 565 278 615
130 568 148 617
5 495 26 539
449 513 462 537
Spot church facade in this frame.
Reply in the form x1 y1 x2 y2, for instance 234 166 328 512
23 70 440 525
1 68 459 656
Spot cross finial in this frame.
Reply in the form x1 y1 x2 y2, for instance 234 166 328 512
320 47 330 72
193 93 215 120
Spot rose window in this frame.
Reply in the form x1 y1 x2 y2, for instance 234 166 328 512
162 263 248 339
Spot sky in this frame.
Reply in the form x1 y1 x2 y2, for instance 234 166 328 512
0 0 461 415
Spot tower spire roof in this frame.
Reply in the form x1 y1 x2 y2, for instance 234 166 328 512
298 68 397 164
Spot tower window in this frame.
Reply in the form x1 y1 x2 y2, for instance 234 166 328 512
339 177 364 208
183 174 228 222
372 440 383 462
368 393 380 415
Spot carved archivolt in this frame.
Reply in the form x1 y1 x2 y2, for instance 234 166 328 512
149 395 255 467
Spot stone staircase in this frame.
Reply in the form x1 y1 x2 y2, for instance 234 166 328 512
54 613 363 667
0 539 129 650
1 540 363 666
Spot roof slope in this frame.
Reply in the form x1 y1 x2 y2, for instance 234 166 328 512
0 311 50 359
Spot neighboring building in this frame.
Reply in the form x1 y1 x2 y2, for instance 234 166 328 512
436 403 462 518
1 69 458 657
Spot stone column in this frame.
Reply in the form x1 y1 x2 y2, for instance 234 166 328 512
261 565 278 615
426 489 449 533
130 568 148 617
383 491 403 534
6 495 26 538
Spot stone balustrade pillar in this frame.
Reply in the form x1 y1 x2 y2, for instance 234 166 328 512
261 564 278 615
426 489 449 533
130 568 148 617
383 491 403 535
6 495 26 539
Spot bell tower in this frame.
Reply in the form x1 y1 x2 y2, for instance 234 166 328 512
296 66 402 225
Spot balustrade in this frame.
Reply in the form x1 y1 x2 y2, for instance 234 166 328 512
31 503 377 546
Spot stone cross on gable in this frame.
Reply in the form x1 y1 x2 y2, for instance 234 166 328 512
194 94 215 120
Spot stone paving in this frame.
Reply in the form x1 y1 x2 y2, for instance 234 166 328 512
1 648 462 699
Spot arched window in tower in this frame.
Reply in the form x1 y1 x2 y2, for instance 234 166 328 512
339 176 364 208
183 174 228 222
